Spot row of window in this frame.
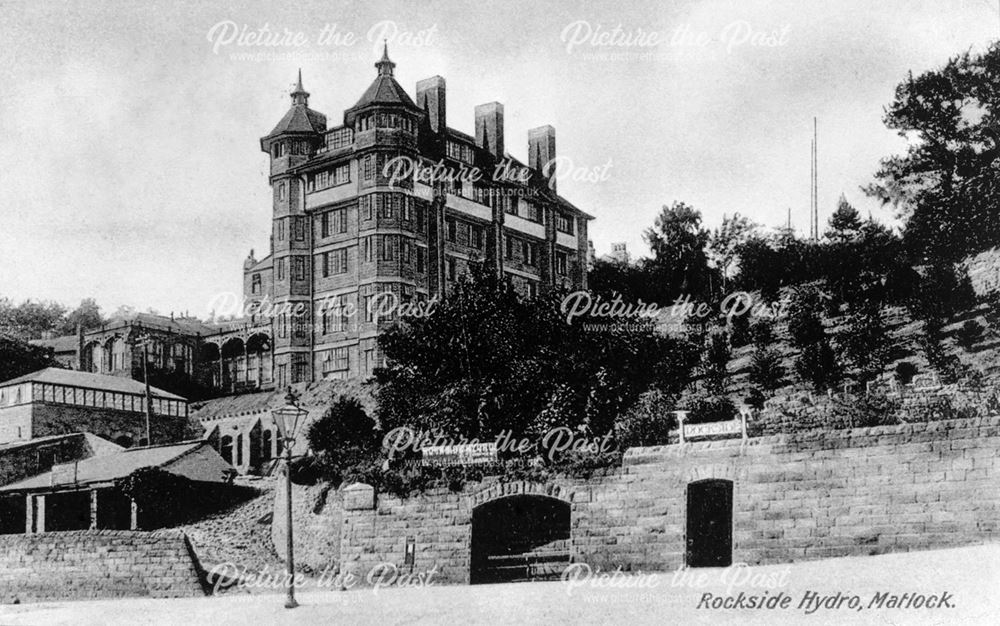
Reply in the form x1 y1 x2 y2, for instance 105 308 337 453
276 257 308 281
276 217 307 242
359 193 423 224
270 140 310 159
320 248 349 277
326 127 354 151
445 218 485 249
357 112 416 133
320 209 348 238
505 236 539 267
446 140 475 164
362 235 426 271
322 347 350 372
307 163 350 192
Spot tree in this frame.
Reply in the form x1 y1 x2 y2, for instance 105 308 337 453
865 44 1000 261
703 331 731 393
375 264 700 445
786 286 841 390
825 195 862 242
587 258 659 303
307 397 378 455
786 287 827 349
749 346 785 393
795 341 841 391
837 303 893 384
643 202 712 300
59 298 104 334
0 298 67 341
707 213 757 291
307 397 379 483
0 335 59 381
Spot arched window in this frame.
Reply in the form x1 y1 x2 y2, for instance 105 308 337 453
220 436 233 464
236 434 244 467
262 430 273 461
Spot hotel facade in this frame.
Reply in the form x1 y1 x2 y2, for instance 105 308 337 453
28 47 593 393
245 45 593 384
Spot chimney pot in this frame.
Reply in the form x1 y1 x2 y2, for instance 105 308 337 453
416 76 447 134
475 102 504 159
528 125 557 192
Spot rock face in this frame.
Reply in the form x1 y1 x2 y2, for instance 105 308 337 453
0 529 205 603
276 416 1000 585
965 246 1000 297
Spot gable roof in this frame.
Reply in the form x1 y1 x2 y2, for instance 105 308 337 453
0 368 185 401
0 440 228 491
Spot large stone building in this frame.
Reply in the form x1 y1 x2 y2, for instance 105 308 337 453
245 45 593 383
27 46 593 393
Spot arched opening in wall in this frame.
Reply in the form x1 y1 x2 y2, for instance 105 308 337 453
470 494 570 584
686 479 733 568
199 342 221 388
245 333 272 388
220 338 245 392
219 435 234 465
114 435 133 449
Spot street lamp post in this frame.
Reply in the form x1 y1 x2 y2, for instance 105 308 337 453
271 388 308 610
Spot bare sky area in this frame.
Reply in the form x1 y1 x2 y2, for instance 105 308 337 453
0 0 996 317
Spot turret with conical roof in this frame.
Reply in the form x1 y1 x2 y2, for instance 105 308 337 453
345 43 423 126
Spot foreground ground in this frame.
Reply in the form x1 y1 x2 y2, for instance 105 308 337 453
2 544 998 625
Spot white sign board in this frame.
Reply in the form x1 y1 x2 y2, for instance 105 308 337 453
674 410 750 444
422 443 498 466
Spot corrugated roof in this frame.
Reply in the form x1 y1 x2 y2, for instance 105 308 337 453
0 368 185 401
0 440 207 491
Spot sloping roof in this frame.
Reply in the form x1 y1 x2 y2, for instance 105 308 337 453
29 335 78 353
0 368 185 401
351 74 419 110
267 105 327 137
191 379 376 423
0 440 218 491
101 312 217 336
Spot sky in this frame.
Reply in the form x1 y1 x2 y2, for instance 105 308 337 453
0 0 997 318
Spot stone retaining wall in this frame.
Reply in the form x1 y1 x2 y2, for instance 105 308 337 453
279 416 1000 585
0 529 205 603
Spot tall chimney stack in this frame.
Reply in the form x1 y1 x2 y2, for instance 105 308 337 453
416 76 446 133
475 102 504 159
528 125 557 191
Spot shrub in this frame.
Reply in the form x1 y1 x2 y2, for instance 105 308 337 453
786 287 827 349
830 393 900 428
749 319 774 348
684 394 737 424
918 333 965 384
615 390 678 448
703 331 731 392
729 311 751 348
795 340 841 391
114 467 258 529
837 303 893 383
955 320 984 350
908 263 977 326
749 346 785 392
